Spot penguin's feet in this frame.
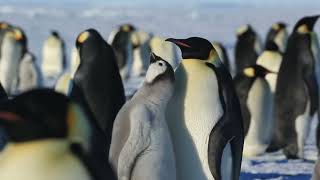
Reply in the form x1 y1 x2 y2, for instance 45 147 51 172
283 144 299 159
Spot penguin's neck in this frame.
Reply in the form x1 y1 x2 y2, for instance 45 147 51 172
0 139 70 163
139 80 173 107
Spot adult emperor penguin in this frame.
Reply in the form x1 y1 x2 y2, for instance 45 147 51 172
0 89 115 180
17 52 42 93
108 24 135 80
265 22 288 53
0 27 27 96
70 29 125 150
256 41 283 93
41 30 67 85
235 24 262 74
166 37 244 180
150 36 180 69
109 53 176 180
233 65 274 157
212 42 231 72
267 15 320 159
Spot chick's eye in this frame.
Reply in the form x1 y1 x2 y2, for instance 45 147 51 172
158 62 163 66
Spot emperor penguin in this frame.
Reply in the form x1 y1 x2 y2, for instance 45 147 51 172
212 42 231 72
235 24 262 74
0 27 27 96
233 65 274 157
256 41 283 93
109 53 176 180
17 52 42 93
41 30 67 85
70 29 125 151
0 22 12 59
108 24 136 80
166 37 244 180
150 36 180 69
267 15 320 159
131 30 153 77
0 89 115 180
265 22 288 53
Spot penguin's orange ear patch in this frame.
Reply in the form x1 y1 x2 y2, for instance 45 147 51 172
0 112 24 122
77 31 90 43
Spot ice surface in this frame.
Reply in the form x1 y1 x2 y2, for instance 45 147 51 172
1 3 320 179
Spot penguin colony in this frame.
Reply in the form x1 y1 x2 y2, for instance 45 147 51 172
0 14 320 180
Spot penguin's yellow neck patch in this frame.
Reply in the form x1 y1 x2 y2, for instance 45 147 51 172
66 103 91 151
122 25 130 32
297 24 309 34
77 31 89 43
0 23 8 29
236 25 248 36
272 24 280 31
244 67 255 77
13 29 23 41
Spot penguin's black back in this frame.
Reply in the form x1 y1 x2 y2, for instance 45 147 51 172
235 28 259 74
268 31 318 154
71 29 125 148
111 30 131 69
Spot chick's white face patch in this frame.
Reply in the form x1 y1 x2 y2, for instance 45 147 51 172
146 60 167 83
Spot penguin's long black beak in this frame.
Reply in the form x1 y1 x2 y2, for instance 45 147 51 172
165 38 192 48
307 15 320 31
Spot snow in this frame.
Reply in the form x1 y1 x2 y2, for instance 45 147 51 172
1 3 320 179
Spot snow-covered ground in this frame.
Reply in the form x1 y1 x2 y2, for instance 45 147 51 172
1 3 320 179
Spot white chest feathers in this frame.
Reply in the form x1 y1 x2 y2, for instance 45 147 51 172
244 78 274 157
42 36 65 78
167 59 223 180
0 141 92 180
256 51 282 92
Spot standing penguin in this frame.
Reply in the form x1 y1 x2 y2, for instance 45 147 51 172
0 89 115 180
166 37 244 180
0 27 27 96
234 65 274 157
265 22 288 53
70 29 125 150
41 30 67 85
109 53 176 180
108 24 135 80
17 52 42 93
0 22 12 60
256 41 283 93
267 15 319 159
212 42 231 72
235 24 262 74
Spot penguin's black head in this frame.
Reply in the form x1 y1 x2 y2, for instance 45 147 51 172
0 89 91 146
265 41 279 52
243 65 274 78
166 37 215 60
271 22 287 31
293 15 320 33
0 21 10 30
119 24 136 32
10 26 27 54
236 24 256 38
145 52 174 84
51 30 60 38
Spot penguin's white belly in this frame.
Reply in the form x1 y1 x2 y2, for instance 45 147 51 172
131 113 176 180
244 78 273 157
265 74 278 93
168 61 223 180
42 46 64 78
132 48 145 77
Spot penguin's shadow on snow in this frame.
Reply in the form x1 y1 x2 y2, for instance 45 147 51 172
168 65 207 179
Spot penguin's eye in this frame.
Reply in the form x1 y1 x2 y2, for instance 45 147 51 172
158 62 163 66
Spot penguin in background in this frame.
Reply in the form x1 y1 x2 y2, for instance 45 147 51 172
41 30 67 85
256 41 283 93
70 46 80 78
70 29 125 152
0 22 12 60
267 15 319 159
234 65 275 157
109 53 176 180
235 24 262 74
17 52 43 93
212 42 231 72
0 27 27 96
131 30 153 77
108 24 136 80
265 22 288 53
166 37 244 180
0 89 115 180
150 36 180 69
